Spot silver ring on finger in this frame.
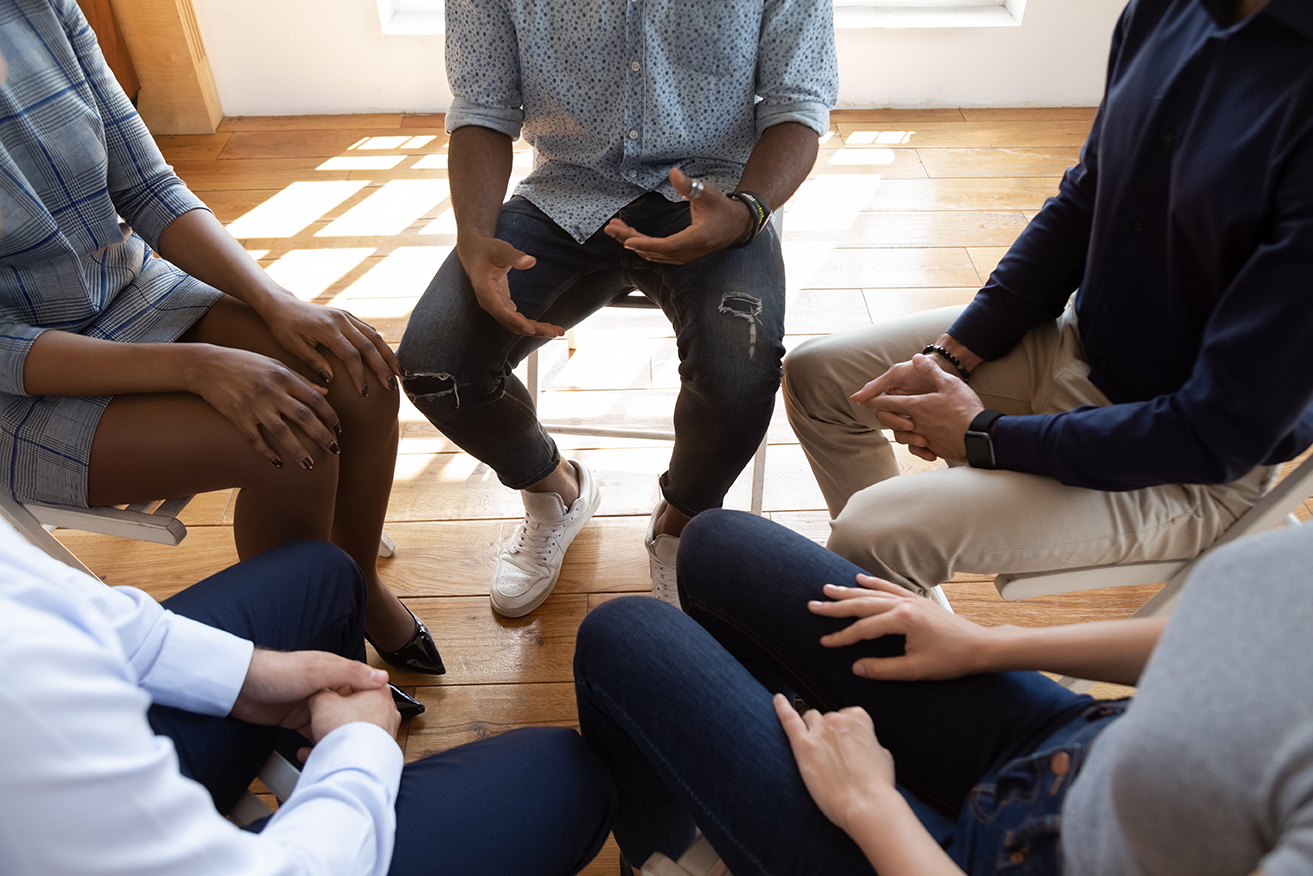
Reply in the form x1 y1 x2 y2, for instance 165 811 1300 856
683 178 705 201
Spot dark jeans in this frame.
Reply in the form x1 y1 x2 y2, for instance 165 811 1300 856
574 510 1122 875
148 539 614 876
396 194 786 517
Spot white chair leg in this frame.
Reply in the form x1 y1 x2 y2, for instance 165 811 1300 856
0 494 98 578
928 584 954 614
525 347 540 399
749 434 767 516
378 531 396 558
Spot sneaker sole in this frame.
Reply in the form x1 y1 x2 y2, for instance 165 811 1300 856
490 481 603 618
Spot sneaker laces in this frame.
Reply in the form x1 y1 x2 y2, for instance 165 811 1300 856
505 515 565 571
651 552 679 604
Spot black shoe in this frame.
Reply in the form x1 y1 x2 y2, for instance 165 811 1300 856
367 604 446 674
389 684 425 719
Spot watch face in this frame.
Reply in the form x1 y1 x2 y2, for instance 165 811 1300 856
965 430 995 470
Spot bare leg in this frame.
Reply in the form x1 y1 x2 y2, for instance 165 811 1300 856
88 296 413 649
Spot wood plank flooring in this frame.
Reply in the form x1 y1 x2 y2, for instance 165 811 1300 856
54 108 1287 872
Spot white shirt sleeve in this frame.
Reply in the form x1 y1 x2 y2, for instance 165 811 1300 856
0 522 252 715
0 523 403 876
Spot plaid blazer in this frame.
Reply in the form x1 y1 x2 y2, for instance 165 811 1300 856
0 0 220 506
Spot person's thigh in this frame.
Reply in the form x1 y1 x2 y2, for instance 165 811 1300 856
148 540 368 813
781 307 966 515
828 456 1264 597
677 510 1091 817
575 596 878 875
389 727 614 876
627 203 789 513
398 197 635 395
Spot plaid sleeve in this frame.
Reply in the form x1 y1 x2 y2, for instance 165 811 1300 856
55 0 208 248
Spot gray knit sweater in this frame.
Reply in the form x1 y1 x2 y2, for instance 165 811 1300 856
1062 523 1313 875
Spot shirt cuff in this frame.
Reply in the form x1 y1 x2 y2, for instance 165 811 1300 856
124 181 211 251
141 614 254 716
991 414 1054 478
300 722 405 801
0 324 47 395
445 97 524 140
755 100 831 138
947 298 1033 363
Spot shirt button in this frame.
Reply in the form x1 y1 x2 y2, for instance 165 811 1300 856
629 169 637 177
1050 752 1070 776
629 130 639 139
1132 219 1145 233
631 61 640 72
1100 302 1111 314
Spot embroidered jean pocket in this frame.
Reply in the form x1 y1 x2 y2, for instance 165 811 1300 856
992 814 1062 876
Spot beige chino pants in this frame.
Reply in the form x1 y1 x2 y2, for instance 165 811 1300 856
782 304 1273 595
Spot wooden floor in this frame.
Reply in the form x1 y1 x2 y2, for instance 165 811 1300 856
50 109 1311 872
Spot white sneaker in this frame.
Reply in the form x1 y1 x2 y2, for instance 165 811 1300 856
646 499 681 608
491 460 601 618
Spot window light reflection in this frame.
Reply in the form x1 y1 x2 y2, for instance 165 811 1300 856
827 149 897 166
261 248 376 300
317 155 407 171
846 130 914 146
224 181 369 238
316 179 451 237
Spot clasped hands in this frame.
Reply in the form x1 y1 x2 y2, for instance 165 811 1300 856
231 649 401 762
853 352 985 463
458 167 753 339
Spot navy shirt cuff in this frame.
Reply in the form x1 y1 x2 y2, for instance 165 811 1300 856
991 414 1053 477
948 299 1034 362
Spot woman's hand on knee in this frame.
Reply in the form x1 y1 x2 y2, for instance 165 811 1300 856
189 345 341 469
809 574 994 681
259 295 400 396
774 696 896 835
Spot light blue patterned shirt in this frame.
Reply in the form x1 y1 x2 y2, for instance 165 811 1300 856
445 0 838 243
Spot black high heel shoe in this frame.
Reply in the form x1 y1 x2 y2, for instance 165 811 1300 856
367 604 446 675
389 684 426 719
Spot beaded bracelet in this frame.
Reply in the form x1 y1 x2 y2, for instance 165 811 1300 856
729 190 771 248
922 344 971 383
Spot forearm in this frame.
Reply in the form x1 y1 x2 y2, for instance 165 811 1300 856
847 791 964 876
736 121 819 212
155 209 288 317
22 330 215 397
977 617 1167 686
449 125 515 246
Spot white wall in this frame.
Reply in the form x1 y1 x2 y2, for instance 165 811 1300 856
191 0 1126 116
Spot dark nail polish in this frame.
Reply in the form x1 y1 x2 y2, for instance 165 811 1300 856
318 369 332 384
333 422 343 435
388 375 398 390
361 383 370 397
329 441 340 455
301 457 314 471
270 457 282 469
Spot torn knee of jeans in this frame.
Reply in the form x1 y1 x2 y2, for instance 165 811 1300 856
718 293 763 323
402 371 460 408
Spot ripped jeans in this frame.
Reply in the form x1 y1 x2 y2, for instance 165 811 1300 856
396 194 786 516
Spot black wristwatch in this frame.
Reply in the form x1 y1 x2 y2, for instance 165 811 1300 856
965 409 1005 470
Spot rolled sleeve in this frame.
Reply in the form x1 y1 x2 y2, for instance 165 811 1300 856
755 0 838 138
444 0 524 139
444 96 524 140
0 319 46 395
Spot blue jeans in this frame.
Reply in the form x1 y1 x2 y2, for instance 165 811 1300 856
148 540 615 876
396 194 786 516
573 510 1123 875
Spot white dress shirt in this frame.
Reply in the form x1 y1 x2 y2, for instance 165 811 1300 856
0 522 404 876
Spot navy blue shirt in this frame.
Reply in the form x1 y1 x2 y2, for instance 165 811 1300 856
949 0 1313 491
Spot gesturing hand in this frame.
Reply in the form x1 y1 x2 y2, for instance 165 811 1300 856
457 235 563 338
774 695 896 836
231 649 389 733
809 574 995 681
260 295 400 396
604 167 754 264
854 354 985 463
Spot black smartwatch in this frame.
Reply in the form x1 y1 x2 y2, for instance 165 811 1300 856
965 409 1005 470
